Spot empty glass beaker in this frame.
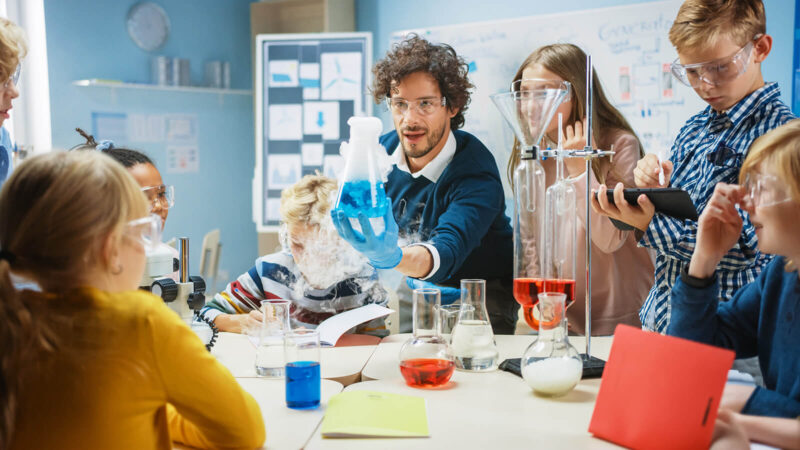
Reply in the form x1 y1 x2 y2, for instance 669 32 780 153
331 116 390 235
255 299 291 377
399 288 455 388
450 279 499 371
521 292 582 396
437 302 464 344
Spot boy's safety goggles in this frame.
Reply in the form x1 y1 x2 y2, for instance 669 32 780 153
741 172 793 208
125 214 163 251
670 36 761 88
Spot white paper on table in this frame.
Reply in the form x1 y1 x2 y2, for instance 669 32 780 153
247 304 394 348
316 304 393 346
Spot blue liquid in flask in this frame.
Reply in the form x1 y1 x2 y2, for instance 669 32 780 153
336 179 389 218
285 361 321 409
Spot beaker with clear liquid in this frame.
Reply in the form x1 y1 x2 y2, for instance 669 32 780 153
399 288 455 388
255 299 291 377
521 292 582 396
450 279 499 371
331 116 390 235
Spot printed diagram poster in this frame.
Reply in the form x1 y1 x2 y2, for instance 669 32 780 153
268 154 302 189
321 52 363 114
128 114 166 142
166 145 199 174
92 112 128 143
269 60 299 87
166 114 197 142
303 102 340 140
301 143 324 166
300 63 320 99
265 198 282 222
268 105 303 141
323 155 345 180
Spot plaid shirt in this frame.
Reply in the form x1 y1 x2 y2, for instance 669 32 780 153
639 82 794 333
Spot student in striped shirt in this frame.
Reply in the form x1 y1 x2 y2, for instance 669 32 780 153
592 0 794 333
203 173 388 333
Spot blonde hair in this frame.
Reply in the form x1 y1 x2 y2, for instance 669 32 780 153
279 173 338 226
0 151 148 447
669 0 765 52
739 119 800 202
508 43 644 185
0 17 27 84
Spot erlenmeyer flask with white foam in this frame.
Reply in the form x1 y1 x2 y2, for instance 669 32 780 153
331 116 390 234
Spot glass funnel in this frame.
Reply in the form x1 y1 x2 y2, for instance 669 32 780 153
399 288 455 388
491 81 570 330
521 292 582 396
331 116 390 234
451 279 499 371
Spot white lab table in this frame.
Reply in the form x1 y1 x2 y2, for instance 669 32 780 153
212 332 379 386
236 377 343 449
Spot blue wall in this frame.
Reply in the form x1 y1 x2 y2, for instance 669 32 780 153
357 0 796 108
44 0 257 285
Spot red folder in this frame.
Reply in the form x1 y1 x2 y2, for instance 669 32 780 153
589 324 735 450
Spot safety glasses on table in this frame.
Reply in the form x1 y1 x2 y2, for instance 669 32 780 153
741 172 793 208
385 97 447 116
141 184 174 211
510 78 572 104
670 35 761 88
124 214 163 251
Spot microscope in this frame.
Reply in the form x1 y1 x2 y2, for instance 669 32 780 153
140 237 207 326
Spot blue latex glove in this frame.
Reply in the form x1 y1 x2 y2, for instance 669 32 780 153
331 203 403 269
406 278 461 305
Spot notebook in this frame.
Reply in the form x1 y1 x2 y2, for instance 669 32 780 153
247 303 393 347
320 391 429 438
589 324 735 450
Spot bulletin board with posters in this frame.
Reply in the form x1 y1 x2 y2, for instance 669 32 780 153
253 32 372 231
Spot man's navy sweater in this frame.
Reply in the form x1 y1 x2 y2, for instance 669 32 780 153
381 129 513 286
669 256 800 417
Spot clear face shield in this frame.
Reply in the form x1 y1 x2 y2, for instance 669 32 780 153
670 36 761 88
124 214 163 251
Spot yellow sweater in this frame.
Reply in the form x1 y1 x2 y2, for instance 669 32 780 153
9 287 265 449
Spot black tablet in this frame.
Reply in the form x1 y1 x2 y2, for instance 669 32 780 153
601 188 698 221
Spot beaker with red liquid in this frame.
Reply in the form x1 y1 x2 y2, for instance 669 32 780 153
513 278 576 329
399 288 454 388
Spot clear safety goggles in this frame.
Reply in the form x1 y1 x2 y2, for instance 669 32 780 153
511 78 572 104
3 63 20 88
124 214 162 251
386 96 447 116
141 184 174 211
670 36 760 88
741 172 794 208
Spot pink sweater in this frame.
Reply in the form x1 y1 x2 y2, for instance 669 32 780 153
541 130 654 335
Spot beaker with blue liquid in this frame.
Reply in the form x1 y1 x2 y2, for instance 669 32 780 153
332 116 390 235
284 329 321 410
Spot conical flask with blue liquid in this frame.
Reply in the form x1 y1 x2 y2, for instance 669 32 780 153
332 117 390 235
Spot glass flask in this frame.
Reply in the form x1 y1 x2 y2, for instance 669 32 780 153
331 116 390 234
522 292 582 396
450 279 499 371
399 288 455 388
490 80 571 330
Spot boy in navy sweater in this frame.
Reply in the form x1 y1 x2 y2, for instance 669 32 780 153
668 121 800 418
332 35 516 333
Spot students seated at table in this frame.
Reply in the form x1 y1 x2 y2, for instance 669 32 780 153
0 151 264 449
508 43 654 335
711 409 800 449
668 120 800 418
203 173 388 333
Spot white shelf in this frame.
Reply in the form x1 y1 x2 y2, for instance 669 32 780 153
72 79 252 95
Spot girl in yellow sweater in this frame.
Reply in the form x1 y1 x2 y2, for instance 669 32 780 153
0 151 265 449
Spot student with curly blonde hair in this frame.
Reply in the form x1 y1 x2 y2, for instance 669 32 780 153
203 173 387 333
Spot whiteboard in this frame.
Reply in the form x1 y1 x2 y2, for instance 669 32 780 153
253 33 372 232
394 1 705 194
